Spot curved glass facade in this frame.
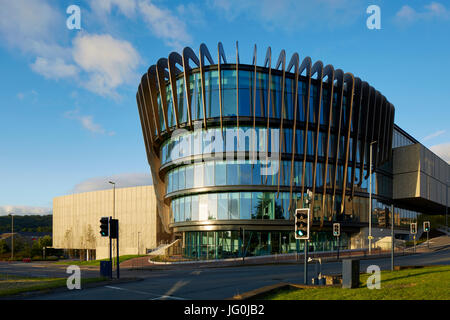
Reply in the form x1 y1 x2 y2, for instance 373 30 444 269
136 43 406 260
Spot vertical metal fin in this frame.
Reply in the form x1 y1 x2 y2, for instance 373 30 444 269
168 52 183 128
182 47 200 130
310 61 324 227
199 43 215 130
340 73 355 214
299 57 312 205
331 69 344 218
321 64 335 226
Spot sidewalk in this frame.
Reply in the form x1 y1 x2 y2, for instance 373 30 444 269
120 246 434 270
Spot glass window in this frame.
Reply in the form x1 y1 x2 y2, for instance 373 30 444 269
208 194 217 220
238 160 252 185
240 193 252 219
204 161 214 186
184 196 192 221
251 192 264 219
215 160 226 185
191 195 199 221
178 166 185 190
179 197 185 222
222 70 237 117
172 168 179 192
199 194 208 221
185 165 194 189
194 162 204 188
218 193 228 219
227 161 239 185
228 193 239 219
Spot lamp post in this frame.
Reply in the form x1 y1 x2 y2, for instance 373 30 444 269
368 141 377 255
9 214 14 261
109 181 116 269
137 232 141 255
446 178 448 230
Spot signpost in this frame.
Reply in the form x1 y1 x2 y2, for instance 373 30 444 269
295 207 310 285
99 217 120 279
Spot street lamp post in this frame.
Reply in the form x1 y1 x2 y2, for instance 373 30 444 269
137 232 141 255
446 178 448 230
109 181 116 269
9 214 14 261
368 141 377 255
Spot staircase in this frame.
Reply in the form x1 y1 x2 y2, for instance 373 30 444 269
148 239 181 257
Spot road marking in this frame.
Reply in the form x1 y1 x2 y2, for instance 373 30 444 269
190 271 202 275
104 285 185 300
150 295 185 300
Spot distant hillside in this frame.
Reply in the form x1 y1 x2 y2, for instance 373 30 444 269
0 215 52 233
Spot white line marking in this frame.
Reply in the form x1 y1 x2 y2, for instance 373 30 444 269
104 285 185 300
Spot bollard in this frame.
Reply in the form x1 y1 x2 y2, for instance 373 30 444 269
100 260 112 278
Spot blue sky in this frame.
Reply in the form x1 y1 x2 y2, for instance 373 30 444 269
0 0 449 214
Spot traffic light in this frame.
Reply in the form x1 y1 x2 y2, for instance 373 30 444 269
109 219 118 239
295 208 310 240
100 217 109 237
423 221 430 232
333 223 340 237
410 222 417 234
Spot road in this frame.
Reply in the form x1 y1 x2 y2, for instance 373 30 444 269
12 248 449 300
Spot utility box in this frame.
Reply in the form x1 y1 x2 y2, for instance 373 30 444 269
100 260 112 278
342 259 360 289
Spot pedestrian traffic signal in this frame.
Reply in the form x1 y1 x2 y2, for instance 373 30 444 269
295 208 310 240
423 221 430 232
100 217 109 237
410 222 417 234
333 223 340 237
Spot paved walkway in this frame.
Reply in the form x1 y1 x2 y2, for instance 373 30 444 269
120 235 450 270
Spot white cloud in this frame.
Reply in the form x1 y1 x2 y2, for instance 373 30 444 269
429 142 450 164
208 0 361 31
0 0 64 55
0 205 52 216
423 130 446 141
90 0 137 18
395 2 450 25
64 109 115 135
72 172 153 194
0 0 142 98
72 33 141 96
31 57 78 79
139 0 192 50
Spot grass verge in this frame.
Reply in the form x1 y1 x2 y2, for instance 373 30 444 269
0 274 106 297
257 265 450 300
54 255 147 266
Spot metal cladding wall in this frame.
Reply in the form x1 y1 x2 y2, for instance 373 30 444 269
136 42 395 228
53 186 160 260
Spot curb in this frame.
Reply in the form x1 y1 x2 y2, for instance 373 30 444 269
228 282 336 300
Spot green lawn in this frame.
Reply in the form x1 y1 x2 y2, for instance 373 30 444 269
54 255 146 266
0 274 106 297
259 265 450 300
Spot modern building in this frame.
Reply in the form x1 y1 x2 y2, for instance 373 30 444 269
135 42 449 260
52 185 170 260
